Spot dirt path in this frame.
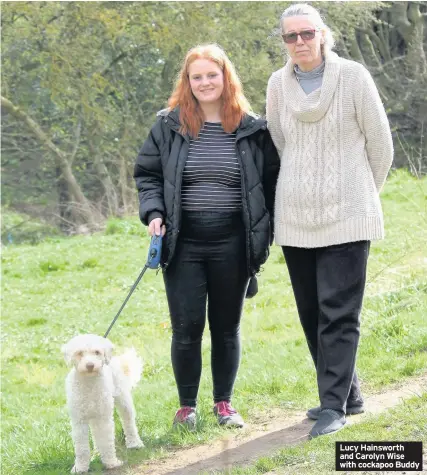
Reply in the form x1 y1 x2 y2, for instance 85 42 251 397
130 374 427 475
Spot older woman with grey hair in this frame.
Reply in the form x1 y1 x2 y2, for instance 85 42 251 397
266 4 393 438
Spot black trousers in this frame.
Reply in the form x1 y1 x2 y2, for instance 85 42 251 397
163 211 249 407
282 241 370 414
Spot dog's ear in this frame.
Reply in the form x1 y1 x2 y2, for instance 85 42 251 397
61 343 73 367
103 338 114 364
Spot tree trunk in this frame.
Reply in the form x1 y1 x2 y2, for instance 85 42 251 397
87 135 119 216
346 3 427 173
389 2 427 77
1 95 99 229
55 165 74 231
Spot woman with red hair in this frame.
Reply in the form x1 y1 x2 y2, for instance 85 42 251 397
134 44 280 428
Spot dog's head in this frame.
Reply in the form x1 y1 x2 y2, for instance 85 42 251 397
62 334 113 375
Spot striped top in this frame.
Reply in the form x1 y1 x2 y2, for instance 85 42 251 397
181 122 242 211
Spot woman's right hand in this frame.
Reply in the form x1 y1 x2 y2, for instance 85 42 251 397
148 217 166 237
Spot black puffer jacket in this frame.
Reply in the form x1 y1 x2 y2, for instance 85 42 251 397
134 108 280 276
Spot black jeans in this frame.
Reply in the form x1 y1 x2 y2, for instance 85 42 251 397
282 241 370 414
163 211 249 407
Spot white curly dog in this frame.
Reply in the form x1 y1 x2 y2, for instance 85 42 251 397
62 334 144 473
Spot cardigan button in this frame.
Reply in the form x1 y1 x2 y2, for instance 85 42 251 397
242 151 246 155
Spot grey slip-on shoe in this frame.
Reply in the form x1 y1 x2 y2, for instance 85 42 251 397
309 409 346 439
307 403 364 420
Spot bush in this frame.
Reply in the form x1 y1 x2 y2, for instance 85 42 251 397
1 207 62 245
104 217 145 236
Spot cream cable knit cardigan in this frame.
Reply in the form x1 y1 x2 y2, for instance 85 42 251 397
266 51 393 248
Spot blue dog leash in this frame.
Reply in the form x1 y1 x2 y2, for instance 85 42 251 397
103 235 162 338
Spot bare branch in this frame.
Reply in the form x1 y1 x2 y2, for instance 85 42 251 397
1 95 99 225
1 96 69 168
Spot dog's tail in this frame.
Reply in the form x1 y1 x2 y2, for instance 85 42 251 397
116 348 143 389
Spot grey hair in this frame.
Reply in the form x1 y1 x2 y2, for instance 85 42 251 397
280 3 335 54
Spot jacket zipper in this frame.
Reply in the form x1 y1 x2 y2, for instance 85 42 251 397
162 118 189 269
237 123 265 277
236 138 253 277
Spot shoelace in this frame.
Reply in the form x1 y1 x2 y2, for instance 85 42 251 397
215 401 237 417
175 406 194 422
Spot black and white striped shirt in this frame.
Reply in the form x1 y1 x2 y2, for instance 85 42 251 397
181 122 242 211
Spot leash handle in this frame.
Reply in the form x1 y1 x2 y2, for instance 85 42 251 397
147 234 162 269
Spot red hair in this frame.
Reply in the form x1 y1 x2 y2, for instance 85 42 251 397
168 44 251 138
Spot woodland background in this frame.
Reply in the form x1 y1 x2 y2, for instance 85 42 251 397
1 1 426 237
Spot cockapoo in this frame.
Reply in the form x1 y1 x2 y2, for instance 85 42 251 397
62 334 144 473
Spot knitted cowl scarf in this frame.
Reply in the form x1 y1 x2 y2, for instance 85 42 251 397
283 51 341 123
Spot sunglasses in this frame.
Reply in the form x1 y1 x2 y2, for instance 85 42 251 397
282 29 317 44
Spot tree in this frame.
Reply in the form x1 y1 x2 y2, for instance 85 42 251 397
336 1 427 173
1 95 100 228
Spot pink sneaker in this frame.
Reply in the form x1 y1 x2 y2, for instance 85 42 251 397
213 401 245 427
173 406 196 429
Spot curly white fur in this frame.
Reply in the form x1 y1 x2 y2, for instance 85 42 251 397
62 334 144 473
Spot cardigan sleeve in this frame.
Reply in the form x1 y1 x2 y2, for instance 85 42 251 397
266 73 286 159
355 66 394 193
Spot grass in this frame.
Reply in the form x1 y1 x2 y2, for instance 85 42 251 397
1 206 61 246
211 393 427 475
1 169 427 475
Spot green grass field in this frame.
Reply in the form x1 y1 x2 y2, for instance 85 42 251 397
1 169 426 475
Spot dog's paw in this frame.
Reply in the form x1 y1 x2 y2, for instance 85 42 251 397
104 458 123 470
126 437 144 449
71 464 89 473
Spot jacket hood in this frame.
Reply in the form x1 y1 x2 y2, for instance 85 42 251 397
157 107 266 136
